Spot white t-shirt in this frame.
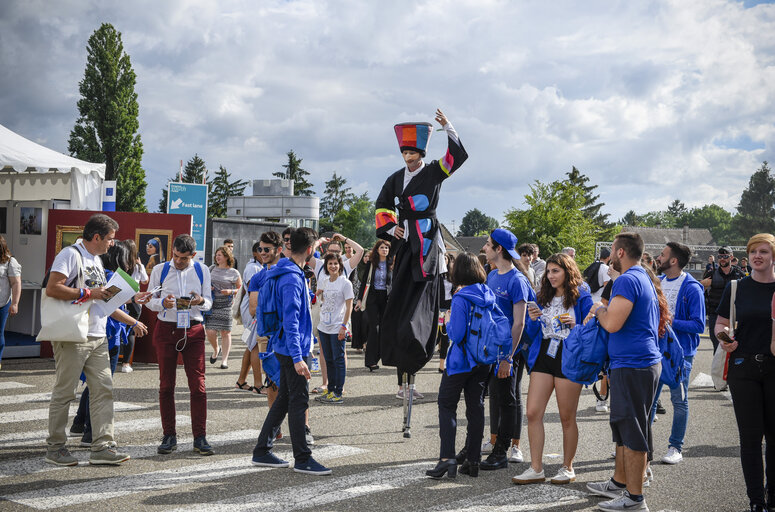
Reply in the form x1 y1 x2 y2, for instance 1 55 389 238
590 262 610 302
132 262 149 284
50 243 108 337
0 257 21 306
316 274 354 334
539 296 576 340
660 272 687 316
313 257 352 288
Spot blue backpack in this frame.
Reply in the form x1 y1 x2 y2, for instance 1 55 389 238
255 272 283 386
159 261 204 286
658 324 689 389
560 318 610 385
462 302 512 365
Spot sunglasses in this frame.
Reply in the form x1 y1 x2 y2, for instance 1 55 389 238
718 254 731 259
283 237 291 243
257 247 275 253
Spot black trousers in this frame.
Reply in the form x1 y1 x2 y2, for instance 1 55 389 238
351 309 368 350
437 364 491 462
488 354 525 453
365 289 387 367
707 313 720 353
727 355 775 506
253 353 311 463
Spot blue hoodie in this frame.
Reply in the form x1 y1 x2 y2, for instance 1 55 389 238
263 257 312 363
446 283 499 375
660 273 705 358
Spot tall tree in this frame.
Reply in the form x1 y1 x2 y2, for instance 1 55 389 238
732 161 775 240
565 166 611 227
158 155 210 213
68 23 147 212
333 193 377 248
209 165 249 218
273 150 314 196
458 208 500 236
683 204 734 244
620 210 640 226
320 172 355 232
666 199 688 226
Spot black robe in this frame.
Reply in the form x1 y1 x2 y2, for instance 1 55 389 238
375 127 468 374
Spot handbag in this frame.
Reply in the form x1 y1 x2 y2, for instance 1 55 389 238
36 247 90 343
711 280 736 391
359 264 373 313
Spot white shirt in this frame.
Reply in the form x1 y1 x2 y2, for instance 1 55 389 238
146 261 213 323
313 257 352 289
132 263 149 285
539 296 576 340
50 243 108 337
590 262 611 303
242 259 263 291
316 274 354 334
660 272 687 316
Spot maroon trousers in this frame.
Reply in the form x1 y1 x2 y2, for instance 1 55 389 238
153 321 207 438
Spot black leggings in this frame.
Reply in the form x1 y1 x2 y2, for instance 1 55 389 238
488 354 525 449
727 356 775 507
364 289 387 367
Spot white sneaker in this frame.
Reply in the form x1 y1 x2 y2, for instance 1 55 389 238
596 399 609 412
508 446 524 463
305 426 314 446
395 389 405 399
481 440 494 453
598 493 649 511
643 466 653 487
586 479 626 499
411 389 424 399
511 466 545 484
661 446 683 465
121 364 133 373
550 465 576 484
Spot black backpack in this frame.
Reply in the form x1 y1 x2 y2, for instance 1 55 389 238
583 261 603 293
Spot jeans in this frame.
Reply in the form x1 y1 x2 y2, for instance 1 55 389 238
437 364 490 461
488 355 525 452
318 331 346 396
74 346 120 435
253 353 312 463
650 355 693 452
0 300 9 363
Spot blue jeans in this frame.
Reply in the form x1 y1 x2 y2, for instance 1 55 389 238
0 301 9 363
650 355 693 452
318 331 346 396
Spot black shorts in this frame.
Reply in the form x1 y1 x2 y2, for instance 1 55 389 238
531 338 567 379
609 364 661 452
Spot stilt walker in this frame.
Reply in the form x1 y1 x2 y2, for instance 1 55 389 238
374 109 468 436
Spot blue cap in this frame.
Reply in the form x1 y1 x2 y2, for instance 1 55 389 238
490 228 520 260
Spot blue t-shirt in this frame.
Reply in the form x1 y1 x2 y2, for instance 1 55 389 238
248 270 263 293
487 268 535 338
608 265 661 369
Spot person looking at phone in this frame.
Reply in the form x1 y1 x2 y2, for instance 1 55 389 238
146 234 213 457
714 233 775 512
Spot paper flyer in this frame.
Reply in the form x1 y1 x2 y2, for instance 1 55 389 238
90 268 140 317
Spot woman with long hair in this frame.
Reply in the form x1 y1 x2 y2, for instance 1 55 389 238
0 235 21 371
145 237 165 274
350 251 370 354
715 233 775 512
356 240 392 372
205 246 242 369
514 253 592 485
437 252 455 373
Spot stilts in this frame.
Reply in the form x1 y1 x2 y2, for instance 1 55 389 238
401 371 415 438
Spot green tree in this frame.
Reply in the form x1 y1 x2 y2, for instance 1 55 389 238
565 166 611 227
273 150 314 196
68 23 147 212
620 210 640 226
683 204 734 244
458 208 500 236
732 161 775 241
209 165 249 218
158 154 210 213
320 172 355 232
333 193 377 248
504 180 600 268
639 210 678 228
667 199 688 225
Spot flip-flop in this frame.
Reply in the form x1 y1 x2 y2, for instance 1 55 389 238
235 381 250 391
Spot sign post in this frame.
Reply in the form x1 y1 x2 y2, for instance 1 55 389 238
168 182 208 263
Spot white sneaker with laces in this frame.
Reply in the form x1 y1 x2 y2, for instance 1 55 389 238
661 446 682 464
550 465 576 484
121 364 133 373
511 466 545 484
481 440 494 453
508 446 524 463
395 389 405 399
596 399 609 412
586 479 626 499
643 466 653 487
598 493 649 511
411 389 424 399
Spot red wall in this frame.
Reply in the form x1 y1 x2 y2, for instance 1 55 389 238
41 210 193 363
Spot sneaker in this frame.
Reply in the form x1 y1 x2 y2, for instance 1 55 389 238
69 423 85 437
80 431 92 447
121 364 133 373
481 452 509 470
512 466 546 484
412 389 424 399
314 391 333 402
325 394 344 404
396 389 405 399
89 447 130 465
661 446 682 465
251 451 290 468
293 456 332 475
193 436 214 456
643 466 653 487
157 435 177 454
596 399 609 412
45 447 78 466
550 465 576 484
598 493 649 511
508 446 524 463
586 479 626 499
305 426 315 446
481 440 494 453
655 399 666 415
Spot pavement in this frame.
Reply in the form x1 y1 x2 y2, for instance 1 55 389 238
0 328 748 512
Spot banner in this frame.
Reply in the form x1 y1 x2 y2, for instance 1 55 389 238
168 182 208 263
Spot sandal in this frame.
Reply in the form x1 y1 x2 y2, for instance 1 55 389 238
311 386 327 394
253 385 269 395
235 381 250 391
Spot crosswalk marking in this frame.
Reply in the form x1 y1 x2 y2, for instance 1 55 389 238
0 381 34 390
422 484 587 512
3 444 366 509
0 401 146 424
0 392 53 405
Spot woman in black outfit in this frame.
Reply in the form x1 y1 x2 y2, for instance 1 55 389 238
357 240 392 371
437 253 455 373
349 252 369 353
715 233 775 512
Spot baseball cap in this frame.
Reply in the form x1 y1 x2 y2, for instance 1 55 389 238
717 246 733 256
490 228 520 260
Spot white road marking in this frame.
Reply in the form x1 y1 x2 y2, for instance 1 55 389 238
422 484 587 512
0 392 53 405
3 444 366 509
0 381 34 390
0 401 145 424
690 372 714 388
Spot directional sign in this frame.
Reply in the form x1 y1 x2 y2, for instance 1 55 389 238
168 182 208 263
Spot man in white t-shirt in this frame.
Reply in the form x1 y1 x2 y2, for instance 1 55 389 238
45 214 148 467
590 248 611 303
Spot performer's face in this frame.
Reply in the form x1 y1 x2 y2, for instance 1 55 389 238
402 150 422 171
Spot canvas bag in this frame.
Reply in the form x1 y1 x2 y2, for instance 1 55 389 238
711 280 736 391
358 265 373 312
36 246 90 343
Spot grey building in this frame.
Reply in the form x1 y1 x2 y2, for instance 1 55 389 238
227 178 319 231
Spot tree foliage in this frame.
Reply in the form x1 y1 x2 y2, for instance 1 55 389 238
732 161 775 241
683 204 734 244
320 172 355 232
68 23 147 212
566 166 612 227
273 150 314 196
458 208 500 236
332 193 377 249
209 165 249 219
158 154 210 213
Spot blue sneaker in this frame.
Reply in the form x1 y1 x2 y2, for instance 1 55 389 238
293 456 332 475
252 451 290 468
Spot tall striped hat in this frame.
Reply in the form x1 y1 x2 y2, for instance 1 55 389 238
394 122 433 157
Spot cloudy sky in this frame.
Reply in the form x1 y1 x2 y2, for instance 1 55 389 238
1 0 773 231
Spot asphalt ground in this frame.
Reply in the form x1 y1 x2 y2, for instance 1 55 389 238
0 330 749 512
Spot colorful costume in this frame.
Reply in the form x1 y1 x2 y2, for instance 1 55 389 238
376 121 467 375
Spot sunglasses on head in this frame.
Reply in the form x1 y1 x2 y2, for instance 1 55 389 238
257 247 275 253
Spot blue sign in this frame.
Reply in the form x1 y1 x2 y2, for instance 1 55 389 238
168 182 208 263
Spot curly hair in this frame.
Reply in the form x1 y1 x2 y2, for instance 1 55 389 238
322 252 345 276
641 264 671 337
215 246 235 268
536 253 583 309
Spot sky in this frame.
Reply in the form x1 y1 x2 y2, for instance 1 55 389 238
1 0 774 232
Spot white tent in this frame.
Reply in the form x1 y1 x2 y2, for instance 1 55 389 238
0 123 105 210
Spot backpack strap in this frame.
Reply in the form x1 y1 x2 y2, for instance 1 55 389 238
159 261 172 284
194 262 204 285
159 260 204 286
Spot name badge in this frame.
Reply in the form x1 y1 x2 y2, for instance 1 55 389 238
547 338 560 359
177 310 191 329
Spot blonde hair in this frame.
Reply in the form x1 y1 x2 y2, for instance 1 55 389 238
746 233 775 256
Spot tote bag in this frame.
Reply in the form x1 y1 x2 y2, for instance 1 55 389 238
359 265 373 313
36 247 90 343
711 280 736 391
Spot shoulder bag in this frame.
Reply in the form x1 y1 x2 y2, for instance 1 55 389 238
711 280 736 391
36 247 90 343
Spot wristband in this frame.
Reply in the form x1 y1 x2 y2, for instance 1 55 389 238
340 323 347 328
132 320 138 328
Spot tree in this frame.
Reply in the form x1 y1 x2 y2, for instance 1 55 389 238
566 166 611 227
666 199 688 224
732 161 775 241
683 204 734 244
68 23 147 212
320 172 355 232
209 165 249 218
333 193 377 248
458 208 500 236
639 210 678 228
620 210 640 226
273 150 314 196
158 154 210 213
504 180 600 268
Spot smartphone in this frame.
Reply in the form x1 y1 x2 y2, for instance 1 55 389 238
175 296 192 310
717 331 734 344
526 301 540 310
